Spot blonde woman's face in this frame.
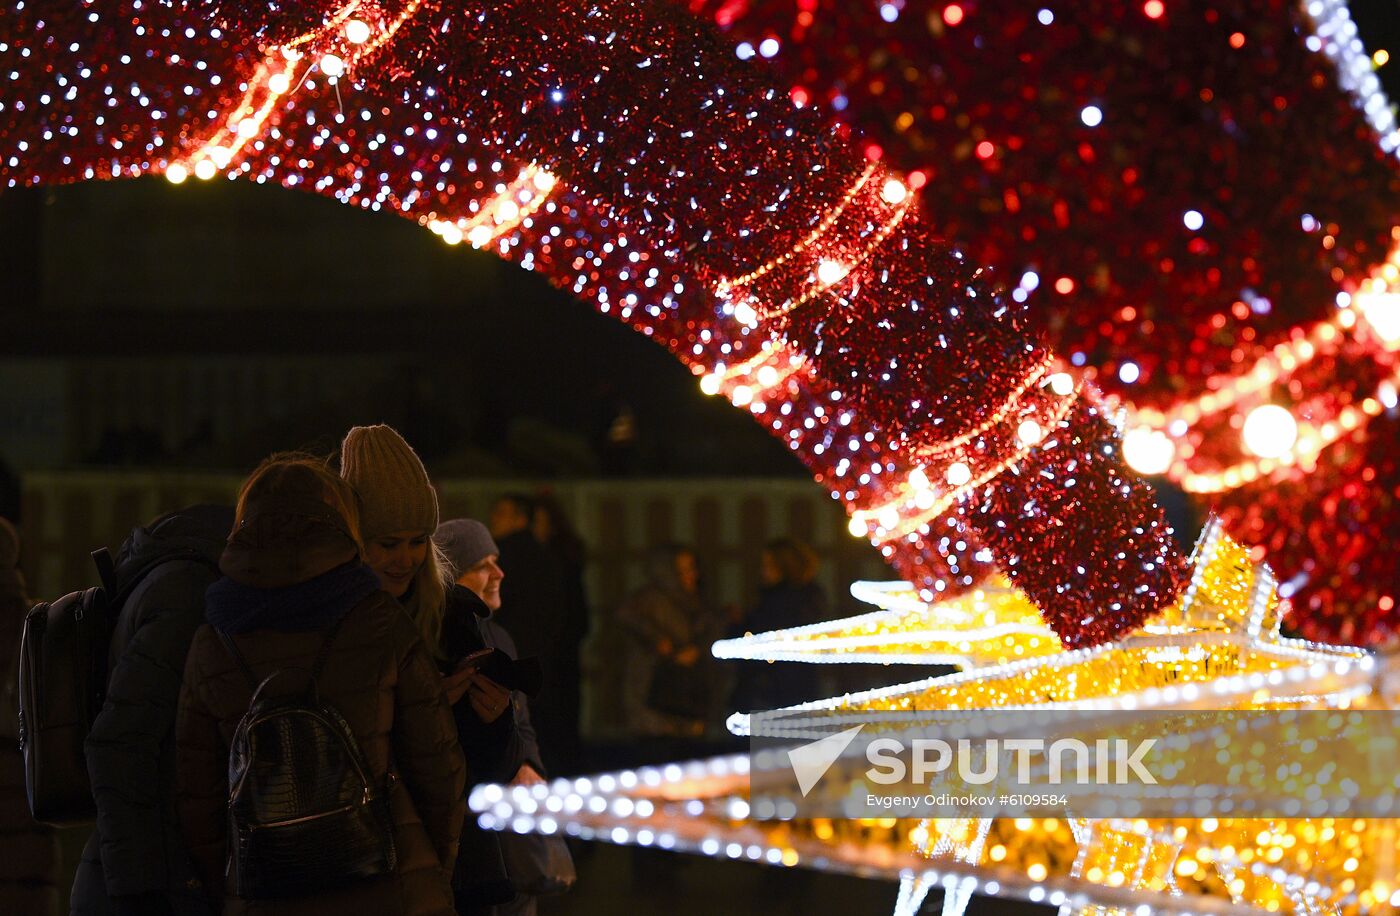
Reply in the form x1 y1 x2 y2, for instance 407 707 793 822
365 529 430 597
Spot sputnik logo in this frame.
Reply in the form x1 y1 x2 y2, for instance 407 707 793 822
787 725 866 797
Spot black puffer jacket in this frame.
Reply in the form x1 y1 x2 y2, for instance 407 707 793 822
71 505 233 916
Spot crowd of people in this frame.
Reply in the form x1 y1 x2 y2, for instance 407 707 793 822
0 423 836 914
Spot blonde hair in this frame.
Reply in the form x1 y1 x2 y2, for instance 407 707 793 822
395 540 452 657
233 452 364 555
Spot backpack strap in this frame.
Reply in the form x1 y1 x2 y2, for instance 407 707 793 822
91 548 119 594
216 630 260 694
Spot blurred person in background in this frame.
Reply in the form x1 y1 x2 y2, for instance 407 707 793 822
730 538 826 713
617 544 719 751
487 494 571 774
0 518 61 916
528 490 587 770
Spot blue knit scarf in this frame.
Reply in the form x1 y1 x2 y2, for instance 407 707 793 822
205 562 382 634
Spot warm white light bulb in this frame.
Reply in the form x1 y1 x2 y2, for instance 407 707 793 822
1048 372 1074 396
847 515 868 538
1356 290 1400 347
495 199 520 224
165 163 188 185
878 506 901 531
880 178 908 205
236 118 259 138
816 260 847 285
945 461 972 487
907 466 930 491
319 54 345 78
732 301 758 328
1017 419 1044 446
439 224 463 246
345 19 372 44
468 225 494 248
1121 427 1175 475
756 365 780 388
193 159 218 180
699 374 722 396
730 385 754 407
1242 405 1298 458
267 72 292 95
532 170 557 192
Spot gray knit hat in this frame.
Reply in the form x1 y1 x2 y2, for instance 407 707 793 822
434 518 498 576
339 424 439 540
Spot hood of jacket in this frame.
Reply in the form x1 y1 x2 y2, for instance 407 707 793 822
114 504 234 585
204 561 383 634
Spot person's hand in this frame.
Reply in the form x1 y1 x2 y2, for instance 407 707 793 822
442 664 476 705
466 673 512 723
512 763 545 785
674 645 701 666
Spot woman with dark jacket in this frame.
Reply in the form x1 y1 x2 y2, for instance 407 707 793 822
176 455 466 916
339 425 520 913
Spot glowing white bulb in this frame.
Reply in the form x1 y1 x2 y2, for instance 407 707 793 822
756 365 780 388
730 385 754 407
1122 427 1175 475
319 54 345 78
193 159 218 180
236 118 259 138
1118 361 1140 384
494 199 521 224
699 374 722 396
816 260 847 285
267 72 292 95
847 515 868 538
165 163 188 185
1038 8 1054 24
907 466 930 491
1242 405 1298 458
880 178 908 205
1356 290 1400 347
439 223 463 246
532 170 556 192
345 19 372 44
207 146 233 169
1048 372 1074 396
945 462 972 487
733 301 758 328
468 225 494 248
878 506 900 530
1183 209 1205 231
1080 105 1103 127
758 38 780 58
1017 420 1044 446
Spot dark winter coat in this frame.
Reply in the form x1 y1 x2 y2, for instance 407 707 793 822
732 581 827 711
492 531 572 773
0 522 61 916
176 577 466 916
72 505 233 916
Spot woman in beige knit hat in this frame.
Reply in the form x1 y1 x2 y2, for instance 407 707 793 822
340 425 520 912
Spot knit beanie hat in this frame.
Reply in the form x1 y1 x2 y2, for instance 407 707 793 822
434 519 498 576
340 424 439 540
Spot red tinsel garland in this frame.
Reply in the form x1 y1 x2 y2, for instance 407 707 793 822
0 0 1190 645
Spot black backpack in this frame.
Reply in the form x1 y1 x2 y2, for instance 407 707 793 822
17 547 212 825
218 611 397 899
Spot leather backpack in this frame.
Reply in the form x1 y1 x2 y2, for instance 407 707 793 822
218 609 397 899
17 547 211 825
